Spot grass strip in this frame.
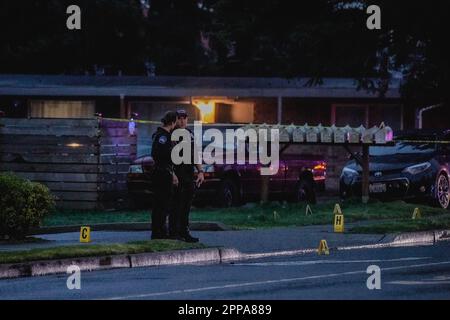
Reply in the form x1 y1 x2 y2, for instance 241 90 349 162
349 214 450 234
43 199 449 229
0 240 205 265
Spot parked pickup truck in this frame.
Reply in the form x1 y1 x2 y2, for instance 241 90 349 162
127 126 326 208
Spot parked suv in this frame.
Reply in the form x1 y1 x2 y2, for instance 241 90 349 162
340 129 450 209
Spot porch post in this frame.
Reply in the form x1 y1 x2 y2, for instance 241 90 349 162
277 96 283 124
120 94 126 119
362 144 370 204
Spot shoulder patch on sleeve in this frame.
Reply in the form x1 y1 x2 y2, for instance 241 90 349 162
158 135 168 144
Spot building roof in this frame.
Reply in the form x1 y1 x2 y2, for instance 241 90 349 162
0 74 402 99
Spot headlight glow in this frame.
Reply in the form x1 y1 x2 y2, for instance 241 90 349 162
342 167 359 177
402 162 431 175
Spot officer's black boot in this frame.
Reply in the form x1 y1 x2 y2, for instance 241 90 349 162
176 181 199 243
180 216 199 242
183 233 199 243
181 226 199 243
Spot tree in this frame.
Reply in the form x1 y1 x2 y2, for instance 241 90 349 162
0 0 148 74
143 0 213 75
207 0 380 78
206 0 450 103
371 0 450 104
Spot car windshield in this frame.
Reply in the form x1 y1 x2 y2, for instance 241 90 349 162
370 141 436 156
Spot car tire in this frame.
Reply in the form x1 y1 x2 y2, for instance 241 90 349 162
436 173 450 209
339 181 351 200
218 179 240 208
295 179 316 204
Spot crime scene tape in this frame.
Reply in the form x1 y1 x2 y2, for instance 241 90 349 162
393 139 450 144
99 117 161 125
98 117 247 126
97 117 450 144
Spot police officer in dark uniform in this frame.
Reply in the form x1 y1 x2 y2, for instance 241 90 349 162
151 111 179 240
169 109 204 243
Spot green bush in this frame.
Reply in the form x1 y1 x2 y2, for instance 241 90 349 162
0 173 55 239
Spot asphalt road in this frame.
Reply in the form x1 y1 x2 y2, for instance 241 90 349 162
1 242 450 300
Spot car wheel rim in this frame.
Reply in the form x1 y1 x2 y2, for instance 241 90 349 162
437 175 450 209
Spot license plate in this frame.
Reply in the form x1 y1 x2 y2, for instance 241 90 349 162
369 183 387 193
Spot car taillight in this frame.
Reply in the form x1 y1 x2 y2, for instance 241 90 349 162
313 162 327 171
203 172 214 179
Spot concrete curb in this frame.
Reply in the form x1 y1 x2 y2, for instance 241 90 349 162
219 248 243 262
130 248 221 268
391 229 450 245
30 221 231 235
238 229 450 262
0 247 243 280
336 229 450 252
0 255 131 279
435 229 450 240
392 231 435 245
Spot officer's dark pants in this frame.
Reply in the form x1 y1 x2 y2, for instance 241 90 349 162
170 181 195 237
152 169 173 238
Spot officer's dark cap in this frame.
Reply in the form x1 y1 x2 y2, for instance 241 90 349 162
176 109 188 118
161 111 178 125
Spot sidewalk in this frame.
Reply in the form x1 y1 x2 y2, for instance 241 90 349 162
0 223 390 254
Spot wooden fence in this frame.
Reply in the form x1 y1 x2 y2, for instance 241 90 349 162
0 118 137 210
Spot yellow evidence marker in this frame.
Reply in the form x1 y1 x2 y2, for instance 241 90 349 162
273 211 280 221
80 226 91 243
412 208 422 220
306 204 313 216
318 240 330 255
334 214 344 233
333 203 343 215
